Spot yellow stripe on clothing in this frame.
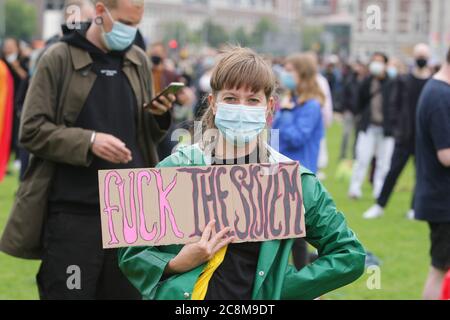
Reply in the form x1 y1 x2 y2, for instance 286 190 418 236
191 245 228 300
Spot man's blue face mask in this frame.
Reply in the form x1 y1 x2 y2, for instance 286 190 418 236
102 9 137 51
214 103 267 147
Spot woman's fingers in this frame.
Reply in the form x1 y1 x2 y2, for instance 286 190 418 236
210 227 232 248
200 220 215 242
212 235 235 254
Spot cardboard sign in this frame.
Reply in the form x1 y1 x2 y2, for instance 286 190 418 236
98 162 305 248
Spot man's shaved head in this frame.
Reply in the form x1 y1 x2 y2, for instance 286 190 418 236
92 0 117 8
414 43 431 59
91 0 144 9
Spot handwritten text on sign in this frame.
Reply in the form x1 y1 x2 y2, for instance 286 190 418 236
98 162 305 248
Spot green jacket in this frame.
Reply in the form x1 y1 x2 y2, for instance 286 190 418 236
118 144 366 300
0 41 170 259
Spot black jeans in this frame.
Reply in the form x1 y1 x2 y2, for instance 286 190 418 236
377 143 415 208
37 212 140 300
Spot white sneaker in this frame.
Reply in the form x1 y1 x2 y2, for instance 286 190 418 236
363 204 384 219
406 209 415 220
348 191 362 200
13 160 21 172
317 171 327 181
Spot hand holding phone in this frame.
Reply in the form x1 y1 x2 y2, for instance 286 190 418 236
146 82 185 115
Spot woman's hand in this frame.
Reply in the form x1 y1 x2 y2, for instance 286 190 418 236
280 94 295 110
165 220 235 274
10 60 28 80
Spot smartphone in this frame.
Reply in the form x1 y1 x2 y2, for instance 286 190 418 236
150 82 185 105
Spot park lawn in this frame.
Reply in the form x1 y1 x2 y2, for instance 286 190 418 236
0 122 430 300
0 164 40 299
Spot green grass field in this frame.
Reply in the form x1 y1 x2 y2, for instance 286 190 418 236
0 122 430 300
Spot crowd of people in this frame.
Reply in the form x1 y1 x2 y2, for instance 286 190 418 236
0 0 449 300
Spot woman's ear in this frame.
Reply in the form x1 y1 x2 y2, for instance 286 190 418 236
208 94 217 115
267 96 275 117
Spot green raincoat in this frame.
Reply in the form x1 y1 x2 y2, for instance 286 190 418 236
118 144 366 300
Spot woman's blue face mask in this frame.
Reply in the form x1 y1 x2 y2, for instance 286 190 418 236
102 9 137 51
280 71 297 91
214 102 267 147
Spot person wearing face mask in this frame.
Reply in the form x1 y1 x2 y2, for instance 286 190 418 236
11 0 96 182
273 53 325 271
339 62 367 161
304 52 334 181
1 38 29 167
274 54 325 175
1 38 29 89
386 57 405 80
348 52 397 200
363 44 432 220
149 42 182 96
148 42 195 159
0 0 176 299
118 46 365 300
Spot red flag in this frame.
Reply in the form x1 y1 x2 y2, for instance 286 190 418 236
441 270 450 300
0 60 14 182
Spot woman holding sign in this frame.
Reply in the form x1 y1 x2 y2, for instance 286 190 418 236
118 47 366 300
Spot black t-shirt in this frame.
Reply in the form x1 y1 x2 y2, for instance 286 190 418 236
415 79 450 222
204 150 262 300
49 28 145 214
404 74 428 145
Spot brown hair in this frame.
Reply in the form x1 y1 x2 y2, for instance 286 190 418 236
210 46 276 99
199 46 276 161
447 47 450 64
286 53 325 107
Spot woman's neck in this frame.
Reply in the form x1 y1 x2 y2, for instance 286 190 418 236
214 135 258 160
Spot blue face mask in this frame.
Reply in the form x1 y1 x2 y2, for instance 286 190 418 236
280 71 297 91
214 103 267 147
387 67 398 79
102 9 137 51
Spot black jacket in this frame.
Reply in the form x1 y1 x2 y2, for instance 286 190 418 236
393 73 429 148
356 75 397 136
341 73 361 114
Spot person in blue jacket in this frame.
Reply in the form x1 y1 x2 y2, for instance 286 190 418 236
273 53 325 270
273 53 325 174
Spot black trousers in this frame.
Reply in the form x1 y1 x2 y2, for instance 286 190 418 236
37 212 141 300
377 143 415 208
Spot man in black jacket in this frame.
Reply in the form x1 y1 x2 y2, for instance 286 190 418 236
348 52 396 199
363 44 432 219
6 0 175 300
